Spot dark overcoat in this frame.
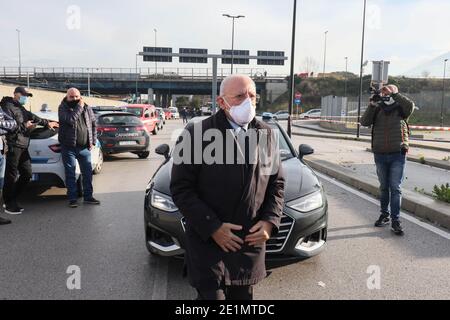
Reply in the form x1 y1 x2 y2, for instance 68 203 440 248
170 109 285 289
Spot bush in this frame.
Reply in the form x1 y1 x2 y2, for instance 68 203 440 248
432 183 450 203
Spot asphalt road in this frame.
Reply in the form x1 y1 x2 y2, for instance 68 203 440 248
0 119 449 300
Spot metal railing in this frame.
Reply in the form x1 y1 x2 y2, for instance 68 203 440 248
1 66 287 81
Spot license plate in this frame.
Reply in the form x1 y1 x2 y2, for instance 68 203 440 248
119 141 137 146
31 173 39 181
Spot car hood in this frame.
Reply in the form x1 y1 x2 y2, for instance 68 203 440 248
151 157 322 202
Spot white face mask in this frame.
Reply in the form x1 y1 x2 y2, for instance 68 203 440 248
224 97 256 126
384 97 395 105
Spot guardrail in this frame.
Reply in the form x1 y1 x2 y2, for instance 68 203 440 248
1 66 287 81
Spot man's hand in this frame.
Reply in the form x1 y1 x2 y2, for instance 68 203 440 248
245 221 273 247
48 121 59 130
25 121 36 130
211 223 244 253
381 85 399 95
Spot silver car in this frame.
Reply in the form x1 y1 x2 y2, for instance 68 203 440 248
29 111 103 194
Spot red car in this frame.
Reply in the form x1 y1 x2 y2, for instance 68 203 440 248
163 108 173 120
125 104 159 135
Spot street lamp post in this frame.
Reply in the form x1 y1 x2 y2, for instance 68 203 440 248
287 0 298 138
135 54 139 102
322 31 328 76
441 58 448 127
222 14 245 74
344 57 348 97
154 28 157 75
356 0 367 138
87 68 91 97
16 29 22 78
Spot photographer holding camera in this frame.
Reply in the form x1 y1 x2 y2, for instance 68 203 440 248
360 84 415 235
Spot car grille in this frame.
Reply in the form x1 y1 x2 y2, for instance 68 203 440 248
266 214 294 253
180 214 294 253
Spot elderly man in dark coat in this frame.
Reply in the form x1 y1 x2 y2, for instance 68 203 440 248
170 74 285 300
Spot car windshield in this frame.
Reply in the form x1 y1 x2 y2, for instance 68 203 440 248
269 124 295 161
98 114 142 126
170 122 294 162
126 108 143 117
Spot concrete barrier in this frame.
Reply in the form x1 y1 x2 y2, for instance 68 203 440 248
304 156 450 230
0 84 123 113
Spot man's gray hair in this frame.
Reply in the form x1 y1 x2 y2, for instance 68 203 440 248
219 74 256 96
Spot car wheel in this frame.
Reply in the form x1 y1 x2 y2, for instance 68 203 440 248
138 151 150 159
93 151 103 175
152 126 158 135
76 177 83 198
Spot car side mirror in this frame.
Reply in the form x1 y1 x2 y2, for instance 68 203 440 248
298 144 314 159
155 144 170 160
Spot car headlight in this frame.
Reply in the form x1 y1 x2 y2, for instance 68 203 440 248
150 190 178 212
286 191 323 213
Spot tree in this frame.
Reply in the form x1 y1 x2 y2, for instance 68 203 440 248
421 70 431 78
175 96 190 107
301 57 320 74
189 96 202 109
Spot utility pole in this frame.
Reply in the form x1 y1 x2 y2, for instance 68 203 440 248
322 30 328 76
287 0 298 138
16 29 22 78
441 58 448 127
356 0 367 138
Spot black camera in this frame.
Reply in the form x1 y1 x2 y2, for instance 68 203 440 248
369 86 391 103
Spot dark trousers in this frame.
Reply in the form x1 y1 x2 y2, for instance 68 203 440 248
3 146 32 206
196 283 253 300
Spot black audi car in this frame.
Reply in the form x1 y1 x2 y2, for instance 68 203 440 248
144 117 328 259
95 110 151 159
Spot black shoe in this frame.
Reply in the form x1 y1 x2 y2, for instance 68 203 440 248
374 213 390 227
4 205 23 215
69 200 78 208
391 220 404 236
0 216 11 225
84 197 100 205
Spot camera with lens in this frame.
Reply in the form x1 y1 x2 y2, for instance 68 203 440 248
369 60 390 103
369 86 391 103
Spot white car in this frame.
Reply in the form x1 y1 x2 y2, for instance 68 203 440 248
169 107 180 119
29 112 103 194
273 110 290 121
299 109 322 119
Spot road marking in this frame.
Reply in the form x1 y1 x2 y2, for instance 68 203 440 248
150 257 169 300
316 172 450 240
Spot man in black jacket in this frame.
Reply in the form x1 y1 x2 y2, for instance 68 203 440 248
170 74 285 300
0 107 17 224
1 87 59 214
58 88 100 208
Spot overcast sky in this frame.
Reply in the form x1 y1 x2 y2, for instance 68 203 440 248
1 0 449 76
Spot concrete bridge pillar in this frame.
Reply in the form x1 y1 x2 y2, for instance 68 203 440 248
155 92 162 107
147 88 154 104
161 94 168 108
259 88 267 110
